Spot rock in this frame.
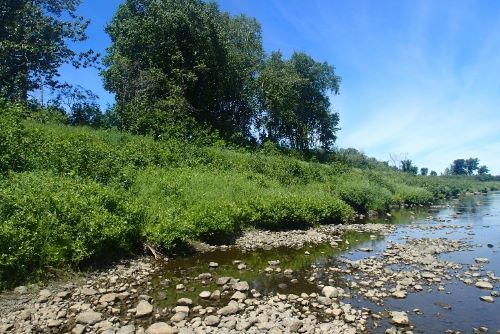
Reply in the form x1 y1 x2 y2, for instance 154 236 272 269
136 300 153 317
72 324 86 334
231 291 247 301
198 273 212 280
204 315 220 326
199 291 211 299
268 327 282 334
322 286 339 298
475 257 490 264
170 312 187 322
217 301 239 315
100 293 117 303
421 272 436 279
146 322 179 334
177 298 193 306
47 319 62 327
392 290 407 299
174 306 189 314
219 317 237 329
283 318 302 332
216 277 231 285
76 310 102 325
237 263 247 270
210 290 221 300
480 296 494 303
81 287 98 296
208 262 218 268
117 325 136 334
344 314 356 323
14 286 28 294
57 291 70 299
234 281 250 291
19 309 32 321
390 311 409 325
317 296 333 306
476 281 494 290
176 284 185 290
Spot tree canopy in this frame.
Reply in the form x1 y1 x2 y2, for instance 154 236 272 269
102 0 341 150
0 0 97 102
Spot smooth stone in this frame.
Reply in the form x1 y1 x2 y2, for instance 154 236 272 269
81 287 98 296
480 296 494 303
146 322 179 334
76 310 102 325
216 277 231 285
217 301 239 315
170 312 187 322
390 311 409 325
117 325 136 334
322 286 339 298
177 298 193 306
476 281 494 290
174 306 189 314
47 319 62 327
136 300 154 317
475 258 490 264
208 262 218 268
100 293 117 303
199 291 211 299
234 281 249 291
72 324 86 334
204 315 220 326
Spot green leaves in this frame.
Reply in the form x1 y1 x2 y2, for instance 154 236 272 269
0 172 143 288
257 51 341 150
102 0 340 150
0 0 97 102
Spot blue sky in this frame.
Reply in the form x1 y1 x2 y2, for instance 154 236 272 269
60 0 500 174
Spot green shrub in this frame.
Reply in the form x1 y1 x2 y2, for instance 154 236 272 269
0 172 144 289
132 168 352 248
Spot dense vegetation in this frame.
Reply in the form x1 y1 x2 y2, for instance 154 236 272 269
1 0 499 291
1 102 499 289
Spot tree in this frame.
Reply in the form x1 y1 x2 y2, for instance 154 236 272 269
430 170 437 176
450 159 467 175
102 0 264 140
401 159 418 174
0 0 97 103
478 165 490 175
50 84 102 126
465 157 479 175
257 51 340 150
420 167 429 176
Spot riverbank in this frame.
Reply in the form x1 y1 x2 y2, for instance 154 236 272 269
1 193 498 333
3 104 500 290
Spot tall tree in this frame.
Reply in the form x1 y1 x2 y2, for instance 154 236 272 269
420 167 429 176
102 0 264 139
450 159 467 175
257 51 340 150
478 165 490 175
401 159 418 174
0 0 97 103
465 157 479 175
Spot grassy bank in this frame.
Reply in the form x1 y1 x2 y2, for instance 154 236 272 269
1 104 499 289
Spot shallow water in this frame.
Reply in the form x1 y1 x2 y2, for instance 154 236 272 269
151 193 500 332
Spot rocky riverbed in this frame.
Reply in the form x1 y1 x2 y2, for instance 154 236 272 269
1 194 499 333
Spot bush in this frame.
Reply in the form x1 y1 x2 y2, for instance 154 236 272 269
132 168 352 248
0 172 143 289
